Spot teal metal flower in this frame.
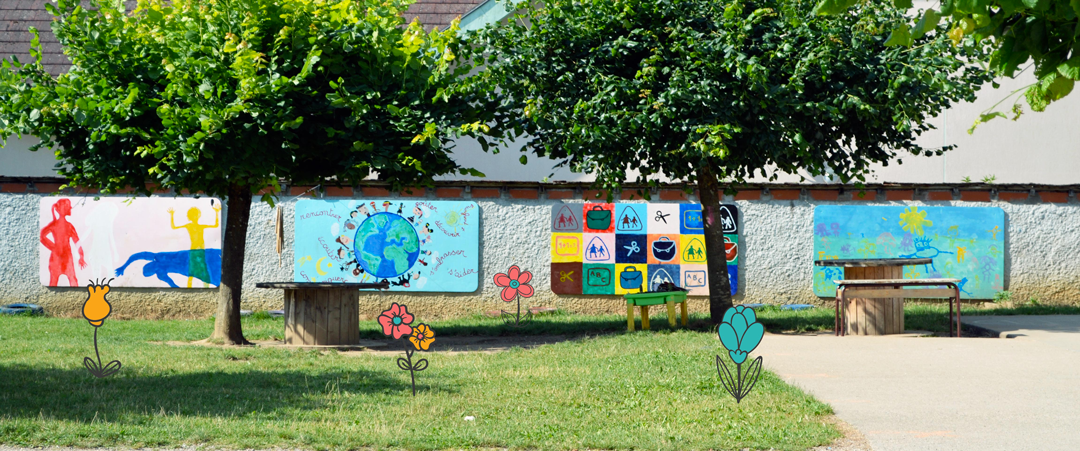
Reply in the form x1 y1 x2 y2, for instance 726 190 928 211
718 305 765 364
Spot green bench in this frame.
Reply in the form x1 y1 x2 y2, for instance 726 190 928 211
624 291 689 331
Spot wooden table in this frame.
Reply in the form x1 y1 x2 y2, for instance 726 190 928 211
813 258 931 335
624 291 689 331
256 282 389 346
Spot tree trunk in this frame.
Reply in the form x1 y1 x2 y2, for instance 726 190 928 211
211 184 252 345
697 163 733 325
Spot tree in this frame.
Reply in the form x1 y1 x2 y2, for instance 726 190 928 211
814 0 1080 123
474 0 990 322
0 0 503 344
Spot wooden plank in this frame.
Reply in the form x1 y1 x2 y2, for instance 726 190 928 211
816 257 933 267
328 289 343 345
868 266 883 335
302 289 316 345
350 290 360 344
837 278 960 285
284 289 295 345
842 288 959 298
315 289 328 345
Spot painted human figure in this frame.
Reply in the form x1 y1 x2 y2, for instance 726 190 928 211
168 204 220 288
40 198 86 286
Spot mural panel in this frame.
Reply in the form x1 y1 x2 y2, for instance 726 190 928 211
812 205 1005 299
295 200 479 291
550 202 740 295
39 197 222 288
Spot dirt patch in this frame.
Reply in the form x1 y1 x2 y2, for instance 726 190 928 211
810 415 874 451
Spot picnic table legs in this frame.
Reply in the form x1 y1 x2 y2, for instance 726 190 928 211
627 304 635 332
666 300 677 328
680 301 688 326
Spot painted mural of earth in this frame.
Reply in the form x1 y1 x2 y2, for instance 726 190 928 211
353 212 420 278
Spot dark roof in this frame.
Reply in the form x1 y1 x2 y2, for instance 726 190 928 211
0 0 485 76
403 0 487 32
0 0 68 75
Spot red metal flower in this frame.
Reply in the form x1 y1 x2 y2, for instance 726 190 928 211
378 303 414 339
493 265 534 302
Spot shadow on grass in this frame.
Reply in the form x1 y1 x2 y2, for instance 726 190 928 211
356 312 720 339
0 366 451 422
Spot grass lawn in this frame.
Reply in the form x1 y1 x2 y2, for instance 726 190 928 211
0 312 840 451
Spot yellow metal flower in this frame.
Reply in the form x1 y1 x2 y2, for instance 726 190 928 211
898 206 933 236
408 323 435 351
82 283 112 327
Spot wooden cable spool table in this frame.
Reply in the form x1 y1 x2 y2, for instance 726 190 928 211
256 282 389 346
814 258 933 335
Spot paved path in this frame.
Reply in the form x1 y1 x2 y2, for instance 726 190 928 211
757 315 1080 451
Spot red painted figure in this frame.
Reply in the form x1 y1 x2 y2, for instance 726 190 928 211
41 199 86 286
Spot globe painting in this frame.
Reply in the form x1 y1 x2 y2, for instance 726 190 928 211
353 212 420 278
294 199 480 291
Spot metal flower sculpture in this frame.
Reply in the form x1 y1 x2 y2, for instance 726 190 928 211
82 279 121 378
379 303 432 396
716 305 764 403
493 265 534 326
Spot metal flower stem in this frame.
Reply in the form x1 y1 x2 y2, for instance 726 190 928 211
84 327 121 378
403 340 417 396
501 294 532 327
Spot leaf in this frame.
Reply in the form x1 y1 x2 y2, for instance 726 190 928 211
1057 54 1080 79
519 155 528 165
884 24 913 47
1048 74 1074 100
811 0 859 15
893 0 913 9
412 359 428 371
912 9 940 40
396 357 411 371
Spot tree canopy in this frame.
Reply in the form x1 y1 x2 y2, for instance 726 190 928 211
815 0 1080 122
0 0 503 343
473 0 991 319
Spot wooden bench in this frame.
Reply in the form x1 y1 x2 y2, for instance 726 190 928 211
256 282 389 346
835 278 962 337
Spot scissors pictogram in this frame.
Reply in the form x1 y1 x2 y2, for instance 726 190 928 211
559 271 574 282
624 241 640 257
654 211 670 224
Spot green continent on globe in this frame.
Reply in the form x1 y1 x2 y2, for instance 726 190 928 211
387 218 420 253
384 246 410 274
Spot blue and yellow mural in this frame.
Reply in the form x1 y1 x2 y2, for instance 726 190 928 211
294 200 479 291
813 206 1005 299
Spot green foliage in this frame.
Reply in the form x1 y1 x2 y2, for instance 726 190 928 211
472 0 990 191
994 290 1013 302
815 0 1080 124
0 0 505 198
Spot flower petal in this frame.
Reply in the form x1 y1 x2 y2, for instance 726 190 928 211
729 350 747 365
398 305 414 325
740 322 765 354
517 270 533 285
501 286 518 302
718 322 739 351
742 306 758 325
508 265 520 281
378 315 394 336
493 273 511 287
517 283 534 298
388 303 401 316
392 324 413 340
419 336 434 350
408 335 422 350
732 312 748 340
722 306 737 325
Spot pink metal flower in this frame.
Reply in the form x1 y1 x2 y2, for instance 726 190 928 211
378 303 414 339
493 265 534 302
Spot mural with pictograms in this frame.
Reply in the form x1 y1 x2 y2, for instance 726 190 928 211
550 203 739 296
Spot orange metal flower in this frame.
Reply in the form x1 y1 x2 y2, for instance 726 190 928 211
82 282 112 327
409 323 435 351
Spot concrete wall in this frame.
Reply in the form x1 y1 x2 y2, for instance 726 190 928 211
2 184 1078 320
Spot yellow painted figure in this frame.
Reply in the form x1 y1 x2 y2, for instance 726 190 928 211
168 204 220 287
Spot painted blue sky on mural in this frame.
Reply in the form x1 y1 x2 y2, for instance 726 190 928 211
813 206 1005 299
